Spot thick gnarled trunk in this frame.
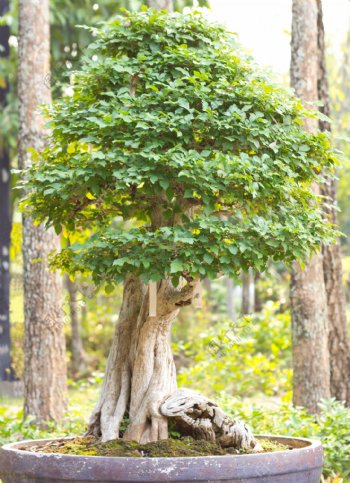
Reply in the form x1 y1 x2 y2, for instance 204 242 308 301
87 277 257 450
87 277 182 442
124 281 178 443
87 276 144 441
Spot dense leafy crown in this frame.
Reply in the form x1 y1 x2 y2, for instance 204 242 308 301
23 9 336 286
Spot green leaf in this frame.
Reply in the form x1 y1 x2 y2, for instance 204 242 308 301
170 260 183 273
203 253 214 264
54 224 62 235
160 179 170 190
178 98 190 111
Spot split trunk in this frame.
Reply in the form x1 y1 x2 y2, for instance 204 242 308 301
87 277 186 443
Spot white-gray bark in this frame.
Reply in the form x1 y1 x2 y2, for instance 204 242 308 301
226 277 236 321
87 277 197 443
241 270 253 315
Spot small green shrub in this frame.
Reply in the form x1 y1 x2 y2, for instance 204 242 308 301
218 393 350 479
175 302 292 398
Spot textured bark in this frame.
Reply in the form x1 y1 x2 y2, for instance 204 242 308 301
18 0 67 423
148 0 174 12
67 278 86 378
87 278 256 448
290 0 330 413
161 389 260 451
0 0 13 382
87 276 144 441
317 0 350 405
123 279 181 443
87 277 200 443
290 261 330 411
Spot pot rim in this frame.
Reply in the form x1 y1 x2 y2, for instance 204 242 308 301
1 434 322 459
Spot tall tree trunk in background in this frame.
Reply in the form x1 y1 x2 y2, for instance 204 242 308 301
203 278 213 311
148 0 174 11
254 272 263 313
67 278 86 378
317 0 350 405
18 0 67 424
226 277 236 321
290 0 330 413
241 271 251 315
0 0 13 382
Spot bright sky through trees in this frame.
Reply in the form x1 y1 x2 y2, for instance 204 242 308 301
210 0 350 75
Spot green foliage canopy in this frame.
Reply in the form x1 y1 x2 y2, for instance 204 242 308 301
23 9 336 286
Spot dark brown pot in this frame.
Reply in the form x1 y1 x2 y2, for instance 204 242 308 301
0 435 323 483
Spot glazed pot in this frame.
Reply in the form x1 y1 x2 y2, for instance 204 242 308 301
0 435 323 483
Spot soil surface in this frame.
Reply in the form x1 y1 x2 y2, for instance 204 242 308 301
22 436 290 457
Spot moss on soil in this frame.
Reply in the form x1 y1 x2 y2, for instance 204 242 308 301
25 436 289 457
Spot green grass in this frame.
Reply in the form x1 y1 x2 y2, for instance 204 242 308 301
0 382 99 445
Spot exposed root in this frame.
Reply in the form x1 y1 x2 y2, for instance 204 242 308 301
161 389 261 451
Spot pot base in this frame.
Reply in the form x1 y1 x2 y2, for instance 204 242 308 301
0 435 323 483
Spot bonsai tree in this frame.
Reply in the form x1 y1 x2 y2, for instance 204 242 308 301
23 9 335 448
